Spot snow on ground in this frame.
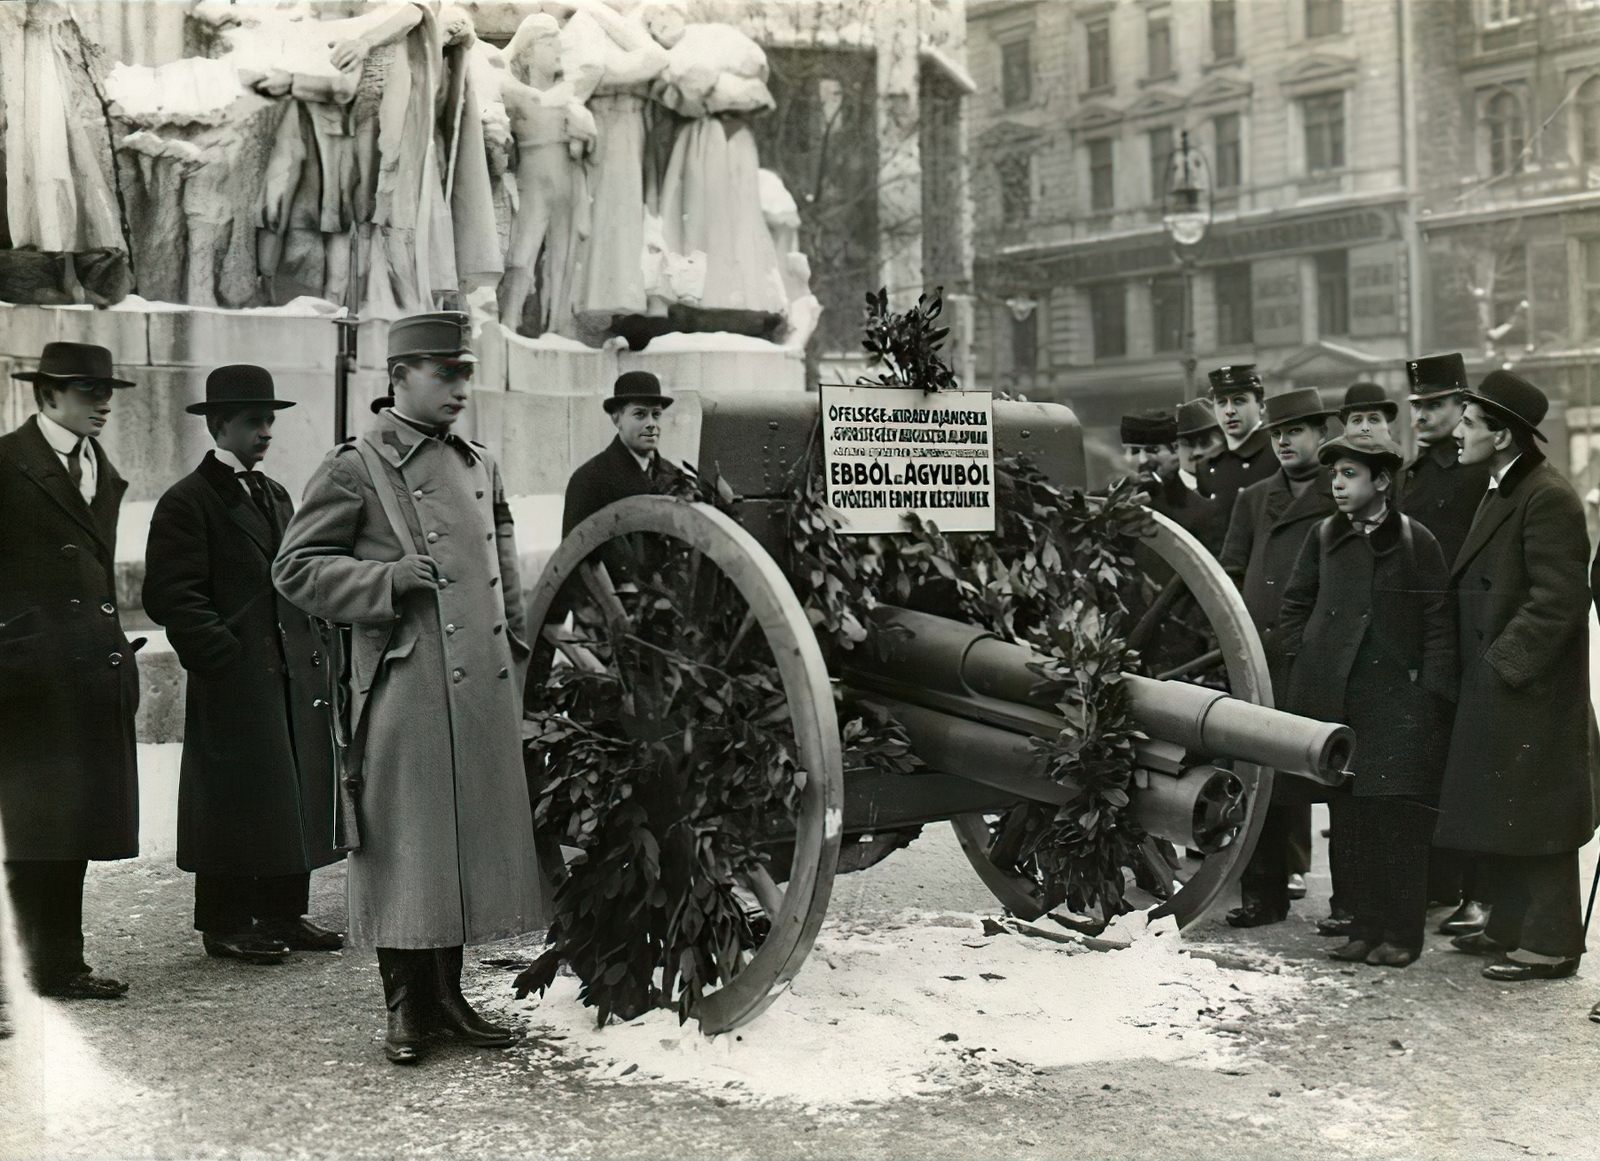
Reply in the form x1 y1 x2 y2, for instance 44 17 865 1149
504 909 1299 1108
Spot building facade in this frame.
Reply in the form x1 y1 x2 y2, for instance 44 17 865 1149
968 0 1418 470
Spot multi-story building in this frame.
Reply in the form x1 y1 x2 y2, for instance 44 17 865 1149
1413 0 1600 485
968 0 1419 468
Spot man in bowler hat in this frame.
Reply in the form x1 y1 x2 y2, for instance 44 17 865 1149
275 312 544 1063
1219 387 1340 926
1436 371 1597 981
142 366 343 966
563 371 684 536
0 342 141 1000
1199 365 1278 519
1175 399 1225 497
1338 383 1398 444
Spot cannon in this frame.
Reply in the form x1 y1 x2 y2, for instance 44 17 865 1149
525 389 1350 1033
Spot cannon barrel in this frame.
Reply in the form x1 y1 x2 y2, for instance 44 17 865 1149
845 607 1352 785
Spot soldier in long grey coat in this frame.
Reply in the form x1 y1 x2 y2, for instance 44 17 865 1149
274 313 546 1063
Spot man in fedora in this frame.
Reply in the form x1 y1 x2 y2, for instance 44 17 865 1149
562 371 684 537
142 366 343 967
1175 398 1225 498
1437 371 1597 982
1398 353 1493 934
1201 364 1278 520
1219 386 1340 927
1338 382 1398 444
275 312 543 1064
1121 409 1225 553
0 342 141 1000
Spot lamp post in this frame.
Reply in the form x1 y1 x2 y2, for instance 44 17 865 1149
1162 131 1213 400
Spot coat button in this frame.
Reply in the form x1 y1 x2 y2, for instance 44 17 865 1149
486 532 493 541
438 577 449 588
101 601 115 615
452 668 464 683
476 490 484 499
489 577 498 588
493 624 503 635
446 623 457 634
109 652 121 667
498 667 509 679
412 489 423 500
60 543 78 557
426 531 439 543
69 598 81 607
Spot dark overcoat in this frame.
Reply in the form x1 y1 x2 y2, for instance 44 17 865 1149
0 416 140 861
1194 427 1276 519
562 435 684 537
1277 510 1457 799
1148 472 1228 555
142 451 340 878
1435 454 1598 856
273 410 545 948
1400 441 1491 569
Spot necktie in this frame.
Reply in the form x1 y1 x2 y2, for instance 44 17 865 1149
241 472 274 526
66 438 85 495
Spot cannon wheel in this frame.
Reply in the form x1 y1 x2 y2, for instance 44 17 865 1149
525 496 843 1035
951 510 1274 929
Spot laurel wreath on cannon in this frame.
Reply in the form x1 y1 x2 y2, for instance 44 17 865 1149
515 290 1174 1028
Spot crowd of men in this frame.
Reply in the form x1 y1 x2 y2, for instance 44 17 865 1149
1122 357 1598 1011
1 318 1596 1064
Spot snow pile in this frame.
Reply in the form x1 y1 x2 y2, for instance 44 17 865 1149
507 908 1298 1107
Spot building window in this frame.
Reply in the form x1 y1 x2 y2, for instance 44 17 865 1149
1212 0 1238 59
1302 92 1346 172
1584 239 1600 337
1149 126 1174 203
1579 77 1600 169
1089 138 1115 211
1151 275 1185 352
1214 263 1254 346
1483 0 1529 28
1000 38 1031 109
1306 0 1342 37
1010 309 1038 375
1147 14 1173 79
1486 90 1525 177
1492 244 1528 347
1316 250 1349 337
997 154 1031 224
1087 20 1112 90
1214 113 1242 188
1090 283 1127 359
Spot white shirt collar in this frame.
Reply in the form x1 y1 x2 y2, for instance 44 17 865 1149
36 411 85 455
1179 468 1198 492
1488 454 1520 489
214 447 253 475
630 447 653 474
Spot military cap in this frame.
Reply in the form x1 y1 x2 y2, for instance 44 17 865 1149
1465 368 1549 442
387 311 477 364
1318 432 1405 475
605 370 674 414
1339 381 1398 421
1263 387 1338 429
186 364 297 415
11 341 135 388
1175 398 1222 439
1405 352 1468 402
1120 410 1179 445
1207 364 1264 398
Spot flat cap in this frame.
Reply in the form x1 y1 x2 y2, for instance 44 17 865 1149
1318 432 1405 474
1121 410 1179 445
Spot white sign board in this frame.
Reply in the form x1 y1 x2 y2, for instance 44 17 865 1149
820 386 996 535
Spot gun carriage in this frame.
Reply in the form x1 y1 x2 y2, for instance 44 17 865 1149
525 390 1350 1034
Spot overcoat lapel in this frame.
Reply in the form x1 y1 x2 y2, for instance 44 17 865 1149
198 451 275 560
1450 456 1539 578
1270 469 1334 532
13 416 110 556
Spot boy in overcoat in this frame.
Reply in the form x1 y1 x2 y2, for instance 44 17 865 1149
274 312 546 1062
1436 371 1597 981
1218 387 1340 926
1277 435 1456 966
143 366 342 967
0 342 141 1001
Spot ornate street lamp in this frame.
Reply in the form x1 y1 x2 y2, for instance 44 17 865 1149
1162 131 1213 398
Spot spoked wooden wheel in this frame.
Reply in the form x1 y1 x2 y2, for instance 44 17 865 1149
952 510 1274 929
525 496 843 1034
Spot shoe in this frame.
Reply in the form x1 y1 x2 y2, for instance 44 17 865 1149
1365 942 1418 968
1451 931 1511 956
1438 900 1490 936
202 931 292 965
258 918 344 952
1482 957 1579 982
1327 938 1376 962
37 971 129 1000
1287 873 1307 900
377 948 433 1064
1316 915 1356 937
431 946 515 1048
1226 903 1288 928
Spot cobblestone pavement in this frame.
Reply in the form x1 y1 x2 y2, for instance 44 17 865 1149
2 820 1596 1160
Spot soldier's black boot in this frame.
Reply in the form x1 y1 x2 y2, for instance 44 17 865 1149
376 948 431 1064
432 946 515 1047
